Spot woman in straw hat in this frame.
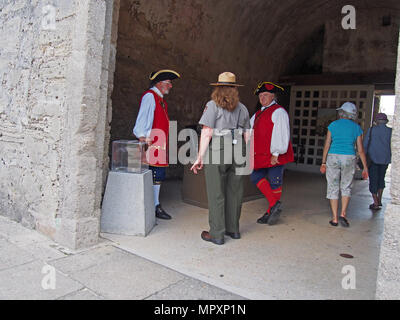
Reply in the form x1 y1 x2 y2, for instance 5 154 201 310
191 72 250 245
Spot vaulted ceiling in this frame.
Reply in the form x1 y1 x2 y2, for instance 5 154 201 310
111 0 400 140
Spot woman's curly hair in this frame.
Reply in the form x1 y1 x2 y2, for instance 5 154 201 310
211 86 239 112
338 109 357 121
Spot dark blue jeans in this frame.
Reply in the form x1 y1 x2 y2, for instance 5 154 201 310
368 163 388 194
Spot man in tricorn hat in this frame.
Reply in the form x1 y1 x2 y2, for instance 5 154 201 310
133 69 180 220
250 82 294 225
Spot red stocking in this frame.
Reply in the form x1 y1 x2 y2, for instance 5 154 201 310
272 187 282 202
256 178 277 212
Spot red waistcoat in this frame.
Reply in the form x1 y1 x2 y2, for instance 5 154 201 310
139 90 169 167
252 104 294 169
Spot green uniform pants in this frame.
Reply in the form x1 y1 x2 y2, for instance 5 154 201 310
204 137 245 239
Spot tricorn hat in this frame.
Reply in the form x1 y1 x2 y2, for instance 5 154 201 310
149 69 180 84
210 72 243 87
254 82 284 95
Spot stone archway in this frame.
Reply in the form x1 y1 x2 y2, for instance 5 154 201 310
102 0 400 298
1 0 399 297
75 4 400 299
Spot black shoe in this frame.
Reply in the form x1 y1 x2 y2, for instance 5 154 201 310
155 204 171 220
225 231 241 239
267 201 281 225
369 203 380 210
329 220 338 227
339 216 350 227
257 213 270 224
201 231 224 245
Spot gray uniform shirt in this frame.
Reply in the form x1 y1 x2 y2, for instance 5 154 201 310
199 100 250 132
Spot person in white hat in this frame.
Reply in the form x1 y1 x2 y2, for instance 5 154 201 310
133 69 180 220
320 102 369 227
191 72 250 245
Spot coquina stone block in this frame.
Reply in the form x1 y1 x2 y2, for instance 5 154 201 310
101 170 155 237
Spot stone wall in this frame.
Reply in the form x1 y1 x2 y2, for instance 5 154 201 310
376 30 400 299
324 7 400 74
0 0 117 249
0 0 75 234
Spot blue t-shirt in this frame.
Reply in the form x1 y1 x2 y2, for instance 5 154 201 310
328 119 363 155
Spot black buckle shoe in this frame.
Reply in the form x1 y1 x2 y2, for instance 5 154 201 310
155 204 171 220
225 231 241 239
267 201 281 225
257 213 270 224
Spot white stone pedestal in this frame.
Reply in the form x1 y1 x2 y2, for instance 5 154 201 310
101 170 155 236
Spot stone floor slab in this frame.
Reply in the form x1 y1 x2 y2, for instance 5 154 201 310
0 239 37 271
19 241 68 262
0 260 84 300
58 288 104 300
145 278 246 300
51 246 186 299
49 245 124 274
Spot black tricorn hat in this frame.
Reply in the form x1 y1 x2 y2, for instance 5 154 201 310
149 69 180 84
254 81 284 95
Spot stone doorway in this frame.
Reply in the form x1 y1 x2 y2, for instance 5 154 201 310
287 85 375 173
1 2 399 298
99 0 400 299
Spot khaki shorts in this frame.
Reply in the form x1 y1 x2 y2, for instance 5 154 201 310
326 154 356 199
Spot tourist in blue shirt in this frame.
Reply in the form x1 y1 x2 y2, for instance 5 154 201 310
320 102 369 227
363 113 392 210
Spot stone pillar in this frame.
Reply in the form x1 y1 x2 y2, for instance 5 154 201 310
376 29 400 299
102 0 120 192
55 0 118 249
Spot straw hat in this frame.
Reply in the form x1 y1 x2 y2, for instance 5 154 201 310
210 72 243 86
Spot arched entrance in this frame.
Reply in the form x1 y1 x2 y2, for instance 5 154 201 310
97 0 400 298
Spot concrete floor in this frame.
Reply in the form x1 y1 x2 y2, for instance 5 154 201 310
0 216 245 300
101 169 389 300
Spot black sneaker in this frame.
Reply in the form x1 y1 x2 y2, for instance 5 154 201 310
155 204 171 220
267 201 281 225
